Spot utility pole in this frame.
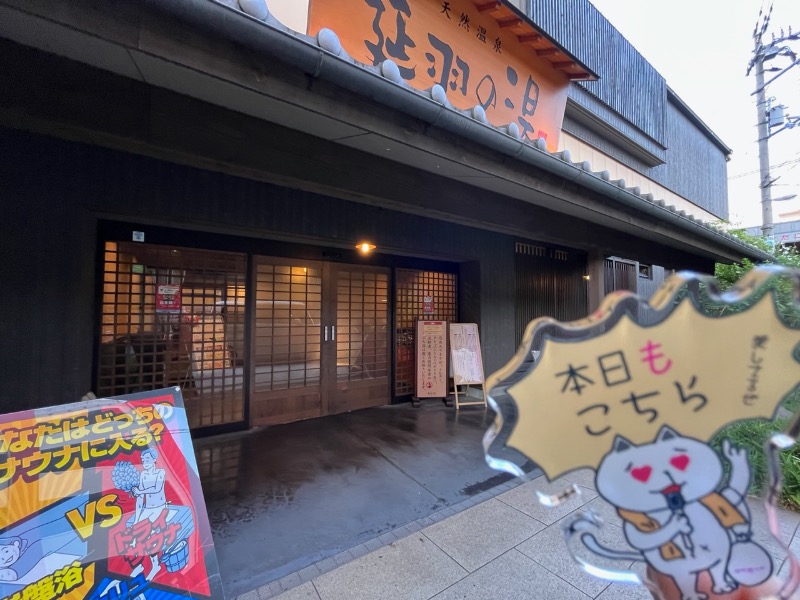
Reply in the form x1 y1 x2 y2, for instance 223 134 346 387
747 4 799 247
754 51 773 243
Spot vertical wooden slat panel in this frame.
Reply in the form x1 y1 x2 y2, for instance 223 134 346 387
528 1 727 218
529 0 666 145
604 258 637 294
514 242 588 346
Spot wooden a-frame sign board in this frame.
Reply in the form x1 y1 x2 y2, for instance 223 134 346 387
449 323 487 409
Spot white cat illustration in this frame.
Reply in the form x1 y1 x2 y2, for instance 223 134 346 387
583 426 772 600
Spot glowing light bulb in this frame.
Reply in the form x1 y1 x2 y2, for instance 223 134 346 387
356 242 376 254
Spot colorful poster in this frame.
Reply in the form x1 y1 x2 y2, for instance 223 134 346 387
0 388 224 600
155 285 182 314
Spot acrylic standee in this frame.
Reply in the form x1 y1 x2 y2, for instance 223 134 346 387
483 266 800 600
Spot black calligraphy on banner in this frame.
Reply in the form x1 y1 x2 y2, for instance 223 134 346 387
364 0 417 79
474 67 541 138
518 75 540 138
426 34 470 95
358 0 549 141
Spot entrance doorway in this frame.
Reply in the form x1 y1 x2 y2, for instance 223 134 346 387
96 242 248 430
394 269 458 397
96 243 390 431
249 258 390 425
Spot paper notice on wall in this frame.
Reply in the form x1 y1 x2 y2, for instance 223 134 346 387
416 321 447 398
449 323 484 385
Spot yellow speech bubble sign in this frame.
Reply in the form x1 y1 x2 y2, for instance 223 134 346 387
486 269 800 481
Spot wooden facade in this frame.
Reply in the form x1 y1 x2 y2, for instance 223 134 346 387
529 0 731 218
0 0 763 430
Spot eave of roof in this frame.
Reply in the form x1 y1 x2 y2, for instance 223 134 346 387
0 0 770 263
216 0 763 261
471 0 598 81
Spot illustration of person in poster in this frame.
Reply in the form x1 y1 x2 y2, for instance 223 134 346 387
0 538 28 581
128 448 167 581
108 438 198 596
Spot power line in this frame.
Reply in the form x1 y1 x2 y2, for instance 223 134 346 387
728 156 800 180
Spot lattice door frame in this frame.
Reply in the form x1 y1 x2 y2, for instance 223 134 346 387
394 269 458 397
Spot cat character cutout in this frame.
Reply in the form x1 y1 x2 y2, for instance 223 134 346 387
483 266 800 598
582 426 772 600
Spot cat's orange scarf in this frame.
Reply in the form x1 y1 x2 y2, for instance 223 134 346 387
618 493 746 560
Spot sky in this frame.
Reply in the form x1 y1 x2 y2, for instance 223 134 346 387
588 0 800 229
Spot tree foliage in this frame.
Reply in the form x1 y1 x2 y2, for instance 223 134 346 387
706 230 800 509
714 229 800 290
705 229 800 328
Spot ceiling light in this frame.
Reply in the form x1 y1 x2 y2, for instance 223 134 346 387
356 242 377 254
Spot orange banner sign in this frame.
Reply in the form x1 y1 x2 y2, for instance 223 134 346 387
308 0 570 150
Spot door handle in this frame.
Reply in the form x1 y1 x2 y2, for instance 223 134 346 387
332 325 336 341
324 325 328 342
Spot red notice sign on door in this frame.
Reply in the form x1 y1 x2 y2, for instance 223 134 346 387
156 284 182 314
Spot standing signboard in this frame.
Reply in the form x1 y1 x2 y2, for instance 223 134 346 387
0 388 224 600
449 323 487 409
415 320 448 403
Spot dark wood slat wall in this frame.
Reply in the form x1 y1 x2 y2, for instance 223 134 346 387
0 127 521 413
565 84 666 165
636 266 670 300
650 106 730 220
528 0 728 219
1 139 97 412
529 0 666 145
561 115 655 174
515 244 588 347
564 100 729 221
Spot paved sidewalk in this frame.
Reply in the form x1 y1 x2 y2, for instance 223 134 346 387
239 470 800 600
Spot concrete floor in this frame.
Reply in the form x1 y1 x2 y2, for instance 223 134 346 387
192 402 536 598
264 476 800 600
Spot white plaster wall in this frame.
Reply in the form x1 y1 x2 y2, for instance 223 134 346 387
560 132 720 225
269 0 309 33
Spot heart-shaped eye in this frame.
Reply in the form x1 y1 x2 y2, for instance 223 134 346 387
631 465 652 483
670 455 690 471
